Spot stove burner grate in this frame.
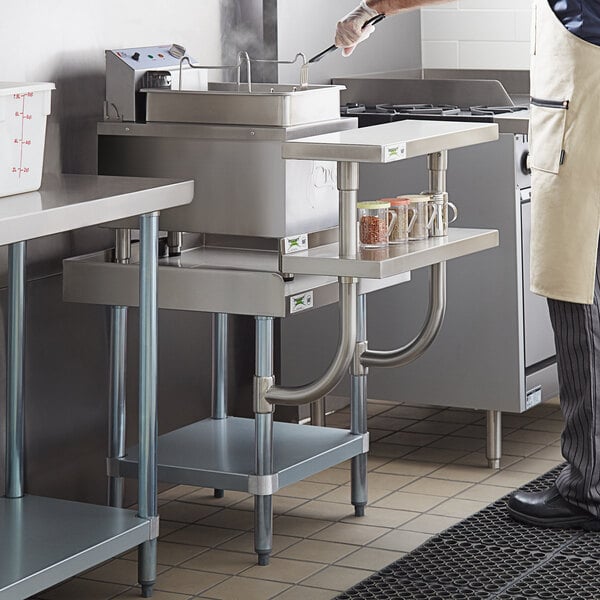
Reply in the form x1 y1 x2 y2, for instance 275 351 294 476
375 103 462 116
340 103 367 115
470 105 528 115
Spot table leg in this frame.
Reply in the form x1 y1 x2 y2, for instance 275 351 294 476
212 312 228 499
108 230 131 507
254 316 274 566
6 241 26 499
108 306 127 507
137 212 159 598
486 410 502 470
351 294 368 517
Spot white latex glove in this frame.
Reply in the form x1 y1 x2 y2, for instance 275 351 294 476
335 0 380 57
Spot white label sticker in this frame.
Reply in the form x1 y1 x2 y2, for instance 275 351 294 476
284 234 308 254
525 385 542 410
384 142 407 162
290 291 314 314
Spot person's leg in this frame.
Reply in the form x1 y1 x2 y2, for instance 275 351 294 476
548 259 600 517
507 247 600 528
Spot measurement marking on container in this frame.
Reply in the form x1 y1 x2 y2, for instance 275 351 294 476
11 92 34 179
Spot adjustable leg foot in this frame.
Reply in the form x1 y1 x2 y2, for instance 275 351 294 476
487 458 501 470
354 503 366 517
141 583 153 598
486 410 502 470
257 552 270 566
214 489 225 498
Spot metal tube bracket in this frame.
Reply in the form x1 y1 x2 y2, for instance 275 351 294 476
146 516 160 540
106 457 121 478
360 433 370 453
361 263 446 369
265 278 357 407
351 341 369 376
254 375 275 414
248 473 280 496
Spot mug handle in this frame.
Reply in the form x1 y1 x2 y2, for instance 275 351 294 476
426 203 438 230
387 210 398 237
448 201 458 224
407 207 418 233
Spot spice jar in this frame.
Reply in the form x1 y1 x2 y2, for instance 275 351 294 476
357 201 393 248
397 194 433 241
388 198 417 244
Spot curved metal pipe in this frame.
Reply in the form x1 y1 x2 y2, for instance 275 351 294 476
265 278 357 406
360 262 446 368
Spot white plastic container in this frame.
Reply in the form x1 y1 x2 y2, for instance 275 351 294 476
0 82 55 197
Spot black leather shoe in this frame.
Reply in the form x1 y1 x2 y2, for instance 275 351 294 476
507 485 600 530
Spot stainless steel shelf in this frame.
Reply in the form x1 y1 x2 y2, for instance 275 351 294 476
113 417 367 493
0 173 193 246
0 495 151 600
63 246 411 317
282 120 499 163
282 228 499 278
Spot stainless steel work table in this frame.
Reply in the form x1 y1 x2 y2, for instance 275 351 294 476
0 174 193 600
63 119 500 568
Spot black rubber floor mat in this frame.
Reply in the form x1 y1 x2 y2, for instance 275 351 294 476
336 464 600 600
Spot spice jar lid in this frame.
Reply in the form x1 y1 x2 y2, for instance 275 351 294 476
390 198 410 206
357 201 391 209
397 194 430 203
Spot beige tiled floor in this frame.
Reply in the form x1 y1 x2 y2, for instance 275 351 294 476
34 398 564 600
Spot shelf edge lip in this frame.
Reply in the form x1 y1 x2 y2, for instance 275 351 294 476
0 495 152 600
281 229 499 279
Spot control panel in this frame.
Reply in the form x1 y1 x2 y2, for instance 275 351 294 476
108 45 185 71
105 43 202 122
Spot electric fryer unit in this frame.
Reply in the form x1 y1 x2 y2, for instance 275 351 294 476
99 45 356 254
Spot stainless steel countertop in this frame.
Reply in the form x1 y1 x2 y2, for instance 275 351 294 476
282 120 499 163
0 174 193 246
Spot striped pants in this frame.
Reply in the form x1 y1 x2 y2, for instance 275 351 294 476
548 259 600 517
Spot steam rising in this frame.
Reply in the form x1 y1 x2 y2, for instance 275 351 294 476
220 0 278 83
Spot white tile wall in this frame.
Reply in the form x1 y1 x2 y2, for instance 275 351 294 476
421 0 532 69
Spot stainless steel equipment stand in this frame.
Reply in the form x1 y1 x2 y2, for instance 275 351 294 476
63 120 500 569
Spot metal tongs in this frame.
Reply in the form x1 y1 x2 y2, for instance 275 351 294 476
307 14 386 64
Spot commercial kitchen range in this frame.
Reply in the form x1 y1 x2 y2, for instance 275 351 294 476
62 46 499 569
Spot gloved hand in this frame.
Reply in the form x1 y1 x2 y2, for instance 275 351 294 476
335 1 380 57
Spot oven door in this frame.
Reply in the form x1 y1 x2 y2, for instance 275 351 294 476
521 190 557 367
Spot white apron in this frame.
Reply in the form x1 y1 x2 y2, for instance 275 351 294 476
530 0 600 304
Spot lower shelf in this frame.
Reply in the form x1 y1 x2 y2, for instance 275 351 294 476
0 495 151 600
114 417 368 493
281 228 499 278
